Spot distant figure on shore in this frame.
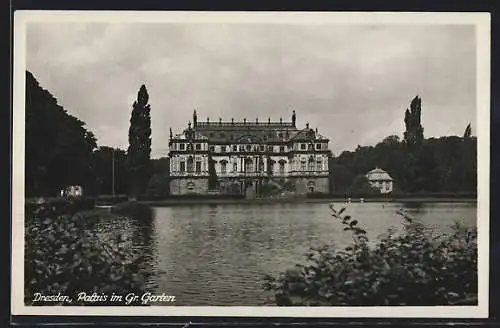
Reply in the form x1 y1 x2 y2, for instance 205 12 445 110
360 197 364 203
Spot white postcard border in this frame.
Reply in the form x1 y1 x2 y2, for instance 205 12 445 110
11 10 491 318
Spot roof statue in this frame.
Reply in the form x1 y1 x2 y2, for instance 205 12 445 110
174 111 330 144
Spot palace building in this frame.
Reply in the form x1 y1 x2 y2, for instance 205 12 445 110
168 110 332 197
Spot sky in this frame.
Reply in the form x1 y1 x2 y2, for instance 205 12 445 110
26 22 477 158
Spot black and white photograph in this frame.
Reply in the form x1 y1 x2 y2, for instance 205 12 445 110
11 11 490 317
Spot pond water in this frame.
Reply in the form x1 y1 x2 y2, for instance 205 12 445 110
97 201 477 306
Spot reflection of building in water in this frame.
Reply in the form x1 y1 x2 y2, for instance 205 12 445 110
365 167 394 194
168 110 332 197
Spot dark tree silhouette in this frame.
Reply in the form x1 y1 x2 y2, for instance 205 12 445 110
463 123 472 138
404 95 424 148
93 146 128 195
126 85 152 199
25 71 97 197
208 157 218 189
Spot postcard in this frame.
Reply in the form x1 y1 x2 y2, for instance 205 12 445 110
11 10 490 318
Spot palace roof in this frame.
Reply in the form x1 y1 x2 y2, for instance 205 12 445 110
172 111 329 144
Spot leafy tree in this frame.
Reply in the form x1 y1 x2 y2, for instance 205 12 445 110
404 95 424 148
93 147 128 195
25 71 97 197
329 163 356 193
144 157 170 199
382 135 400 145
347 174 379 195
126 85 152 199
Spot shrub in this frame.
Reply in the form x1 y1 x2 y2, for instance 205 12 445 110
25 204 150 306
264 204 477 306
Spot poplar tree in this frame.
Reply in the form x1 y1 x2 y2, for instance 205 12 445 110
127 85 152 199
403 95 424 148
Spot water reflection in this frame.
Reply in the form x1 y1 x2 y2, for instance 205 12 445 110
96 201 476 306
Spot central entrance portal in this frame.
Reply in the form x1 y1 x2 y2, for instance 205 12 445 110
243 179 261 199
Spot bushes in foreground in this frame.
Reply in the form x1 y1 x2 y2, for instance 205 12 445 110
264 204 477 306
24 202 150 306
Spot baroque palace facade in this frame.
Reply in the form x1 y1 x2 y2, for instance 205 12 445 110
168 110 332 197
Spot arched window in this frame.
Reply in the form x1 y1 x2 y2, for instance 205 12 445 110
278 159 286 175
220 160 227 174
316 160 322 171
268 159 275 175
307 156 315 171
187 182 195 191
187 156 194 172
307 181 316 193
245 157 253 172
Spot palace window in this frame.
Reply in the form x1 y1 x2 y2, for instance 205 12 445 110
307 181 316 193
233 145 238 152
180 161 186 172
317 160 322 171
308 144 314 150
180 144 185 150
268 145 273 152
301 144 306 150
221 161 227 174
245 158 253 172
221 146 227 153
233 162 238 172
259 145 265 152
301 161 306 171
187 157 194 172
195 161 202 173
209 146 215 152
195 144 201 150
307 157 315 171
187 182 195 191
246 145 252 152
279 161 285 175
279 146 285 152
316 143 321 150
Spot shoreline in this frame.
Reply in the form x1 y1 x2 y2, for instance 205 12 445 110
136 197 477 207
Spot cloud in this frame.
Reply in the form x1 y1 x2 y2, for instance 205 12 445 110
26 22 477 157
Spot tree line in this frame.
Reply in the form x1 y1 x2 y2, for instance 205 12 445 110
26 70 476 198
329 96 477 194
25 71 154 198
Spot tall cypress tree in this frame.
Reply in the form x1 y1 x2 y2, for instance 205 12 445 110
403 95 424 148
127 85 152 199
